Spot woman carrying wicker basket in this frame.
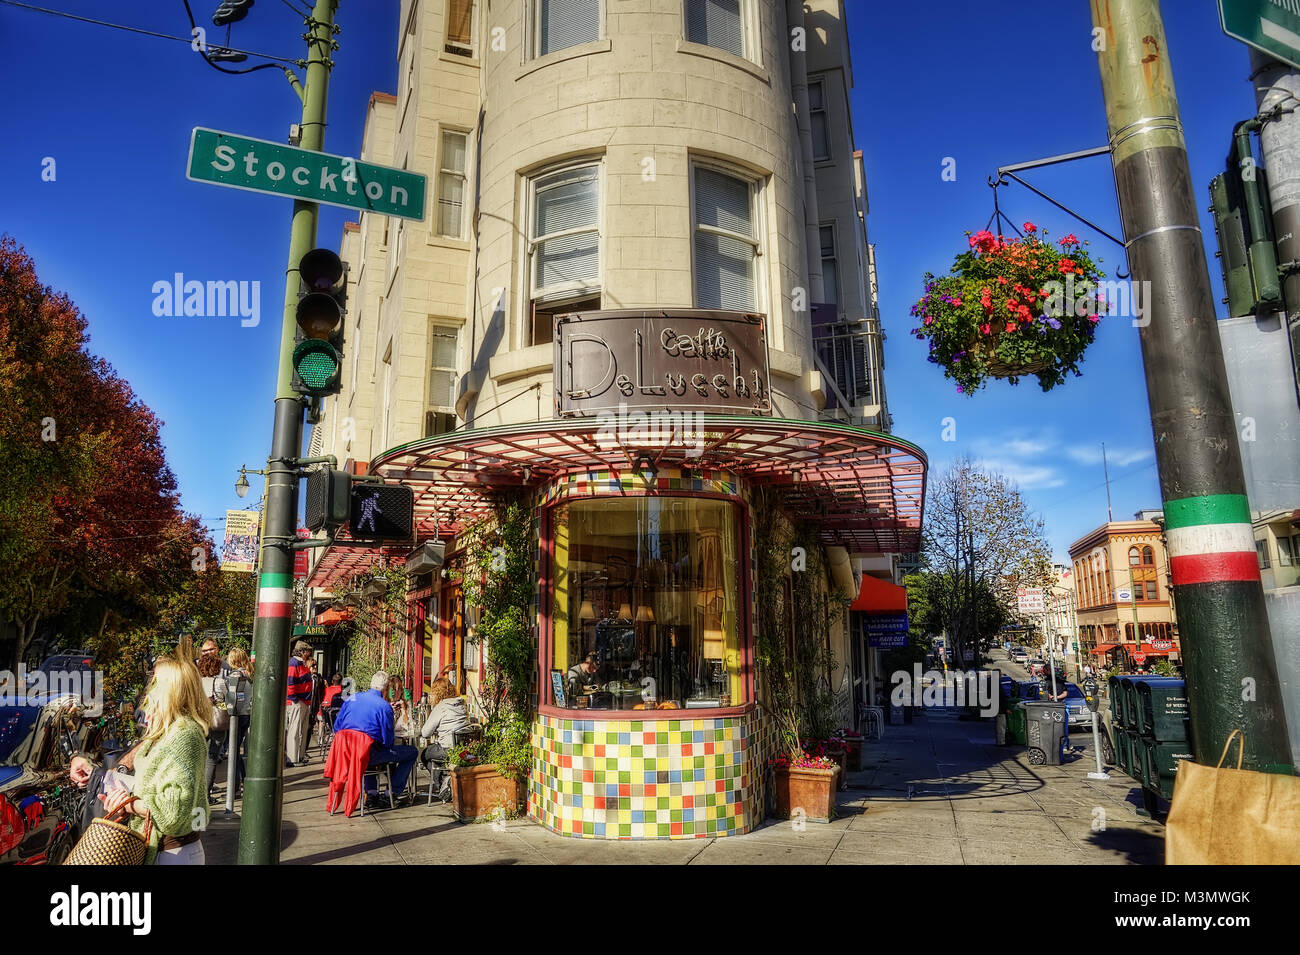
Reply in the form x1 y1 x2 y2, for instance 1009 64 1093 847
99 657 212 865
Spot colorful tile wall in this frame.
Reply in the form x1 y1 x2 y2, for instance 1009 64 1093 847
529 710 764 839
541 467 739 506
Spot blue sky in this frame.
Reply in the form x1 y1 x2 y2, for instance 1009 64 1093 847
0 1 1260 561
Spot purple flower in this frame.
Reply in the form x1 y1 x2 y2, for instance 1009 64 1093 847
956 385 965 394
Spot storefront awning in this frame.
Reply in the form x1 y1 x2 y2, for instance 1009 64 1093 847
1090 643 1118 654
315 608 351 626
1132 642 1175 656
849 574 908 613
308 415 927 590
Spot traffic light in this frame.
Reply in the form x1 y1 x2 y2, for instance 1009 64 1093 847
291 248 347 397
212 0 255 26
349 483 415 541
304 467 350 532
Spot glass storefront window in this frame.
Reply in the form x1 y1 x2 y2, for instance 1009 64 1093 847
551 496 745 711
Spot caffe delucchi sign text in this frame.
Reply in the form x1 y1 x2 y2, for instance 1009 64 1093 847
555 309 772 417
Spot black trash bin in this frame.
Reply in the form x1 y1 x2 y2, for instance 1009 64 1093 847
1023 702 1067 765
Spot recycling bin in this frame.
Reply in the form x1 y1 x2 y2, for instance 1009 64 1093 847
1115 727 1133 777
1139 737 1194 799
1107 675 1127 729
1133 678 1188 740
1023 702 1067 765
1121 679 1142 732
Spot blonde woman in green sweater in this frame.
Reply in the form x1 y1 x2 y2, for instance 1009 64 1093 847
101 657 212 865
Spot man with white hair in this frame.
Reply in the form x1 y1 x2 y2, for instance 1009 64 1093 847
331 670 418 807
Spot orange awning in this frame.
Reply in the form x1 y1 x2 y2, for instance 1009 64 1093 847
1132 642 1175 656
316 608 352 626
850 574 907 613
1090 643 1118 654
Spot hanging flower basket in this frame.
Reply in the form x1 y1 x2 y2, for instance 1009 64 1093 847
910 225 1107 394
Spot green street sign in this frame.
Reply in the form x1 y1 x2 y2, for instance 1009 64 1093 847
186 127 426 221
1220 0 1300 71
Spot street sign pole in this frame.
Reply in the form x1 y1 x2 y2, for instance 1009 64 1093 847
1093 0 1293 772
238 0 337 865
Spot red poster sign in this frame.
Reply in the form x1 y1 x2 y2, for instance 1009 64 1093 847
294 527 310 578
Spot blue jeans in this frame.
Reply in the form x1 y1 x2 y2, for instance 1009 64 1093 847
365 744 418 798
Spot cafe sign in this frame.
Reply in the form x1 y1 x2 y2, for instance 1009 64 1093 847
555 309 772 417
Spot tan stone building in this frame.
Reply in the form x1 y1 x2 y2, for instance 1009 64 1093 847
1068 516 1180 669
306 0 922 839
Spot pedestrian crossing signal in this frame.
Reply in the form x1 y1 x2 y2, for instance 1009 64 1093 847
349 483 414 541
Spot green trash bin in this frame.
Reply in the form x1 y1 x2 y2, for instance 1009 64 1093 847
1006 700 1028 745
1107 675 1127 729
1140 737 1194 799
1133 678 1187 740
1116 727 1136 779
1122 679 1142 733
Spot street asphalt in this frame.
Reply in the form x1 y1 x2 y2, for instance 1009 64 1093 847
203 666 1165 864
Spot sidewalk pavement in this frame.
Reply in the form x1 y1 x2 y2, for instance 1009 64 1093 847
203 707 1165 865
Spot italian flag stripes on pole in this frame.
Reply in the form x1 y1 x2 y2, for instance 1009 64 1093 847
258 572 294 619
1163 494 1259 586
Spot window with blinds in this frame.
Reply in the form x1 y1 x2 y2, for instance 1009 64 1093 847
819 224 838 307
428 325 459 411
438 131 468 238
809 78 830 161
693 165 758 311
685 0 743 58
532 164 601 297
536 0 600 57
445 0 474 56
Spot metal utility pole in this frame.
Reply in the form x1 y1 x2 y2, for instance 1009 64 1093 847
238 0 338 864
1250 49 1300 409
1101 442 1113 522
1091 0 1292 771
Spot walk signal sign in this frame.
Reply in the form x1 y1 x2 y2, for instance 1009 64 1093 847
349 483 414 541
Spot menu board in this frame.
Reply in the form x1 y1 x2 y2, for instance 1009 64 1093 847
550 670 566 708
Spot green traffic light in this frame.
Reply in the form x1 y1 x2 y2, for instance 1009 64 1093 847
292 338 341 395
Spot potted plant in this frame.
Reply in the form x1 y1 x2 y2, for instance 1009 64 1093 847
452 495 536 823
769 752 842 823
911 225 1107 394
446 717 531 821
830 728 863 772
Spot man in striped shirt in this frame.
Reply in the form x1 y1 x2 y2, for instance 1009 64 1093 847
285 641 314 766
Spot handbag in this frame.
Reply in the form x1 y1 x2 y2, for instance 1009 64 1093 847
65 809 153 866
1165 729 1300 865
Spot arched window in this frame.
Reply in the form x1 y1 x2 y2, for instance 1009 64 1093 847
1125 623 1134 641
1129 546 1141 566
1141 545 1154 565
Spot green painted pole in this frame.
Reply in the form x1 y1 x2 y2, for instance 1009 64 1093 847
238 0 338 865
1091 0 1292 772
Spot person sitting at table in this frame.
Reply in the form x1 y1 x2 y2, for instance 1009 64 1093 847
567 654 600 699
419 678 470 797
331 670 418 808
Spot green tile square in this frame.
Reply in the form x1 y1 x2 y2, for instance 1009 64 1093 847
619 824 632 837
694 756 705 769
714 729 724 741
657 823 671 837
706 820 717 833
583 822 594 835
594 770 605 784
684 822 696 835
656 732 668 744
583 732 595 745
631 722 643 732
605 758 618 771
670 809 682 822
658 796 669 810
619 771 631 784
645 758 656 770
631 745 643 757
669 720 681 731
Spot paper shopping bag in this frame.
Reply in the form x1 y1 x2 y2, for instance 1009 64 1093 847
1165 729 1300 865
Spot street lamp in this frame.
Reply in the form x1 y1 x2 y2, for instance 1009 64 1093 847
235 464 266 499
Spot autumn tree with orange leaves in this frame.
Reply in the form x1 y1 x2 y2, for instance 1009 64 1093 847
0 236 224 672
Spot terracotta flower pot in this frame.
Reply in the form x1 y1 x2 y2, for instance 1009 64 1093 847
771 764 840 823
450 764 526 822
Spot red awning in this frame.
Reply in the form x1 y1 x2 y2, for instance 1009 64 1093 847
850 574 907 613
1132 642 1175 656
1090 643 1118 654
316 608 352 626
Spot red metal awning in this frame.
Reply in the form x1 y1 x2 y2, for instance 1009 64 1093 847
1132 642 1175 656
308 415 927 591
1090 643 1118 654
315 608 352 626
849 574 908 613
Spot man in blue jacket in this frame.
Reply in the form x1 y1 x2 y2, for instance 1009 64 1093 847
333 671 418 806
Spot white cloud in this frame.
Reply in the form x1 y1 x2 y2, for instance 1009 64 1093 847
975 458 1067 490
1064 445 1153 468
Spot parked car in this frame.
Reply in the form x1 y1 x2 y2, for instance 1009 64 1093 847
0 695 99 865
1009 647 1029 665
1059 683 1092 727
